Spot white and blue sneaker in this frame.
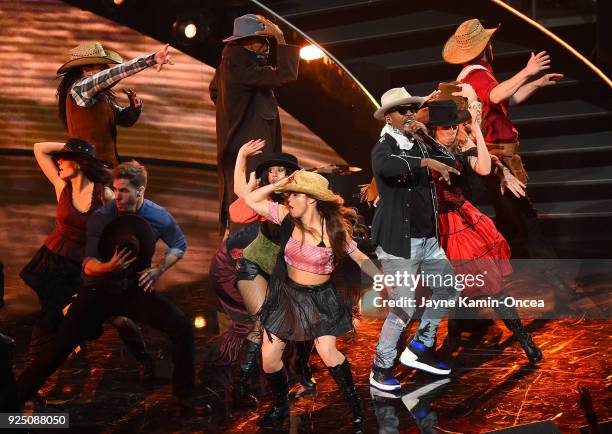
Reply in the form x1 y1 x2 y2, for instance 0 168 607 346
369 364 401 391
399 340 451 376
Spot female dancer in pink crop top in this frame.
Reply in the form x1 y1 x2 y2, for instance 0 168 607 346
244 170 385 432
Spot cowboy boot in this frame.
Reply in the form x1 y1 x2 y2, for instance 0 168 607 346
294 340 316 391
495 303 542 364
258 368 290 427
233 339 260 407
328 358 364 434
503 318 542 364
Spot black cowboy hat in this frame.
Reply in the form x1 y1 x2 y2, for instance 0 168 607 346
98 215 156 273
51 138 112 168
418 100 471 127
255 152 300 179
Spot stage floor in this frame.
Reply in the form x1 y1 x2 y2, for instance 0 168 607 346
5 282 610 433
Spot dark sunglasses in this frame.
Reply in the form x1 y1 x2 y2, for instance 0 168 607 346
391 105 418 116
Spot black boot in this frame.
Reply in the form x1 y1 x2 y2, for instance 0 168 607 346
328 358 364 434
502 318 542 364
258 368 290 427
294 340 316 391
495 299 542 364
233 339 260 407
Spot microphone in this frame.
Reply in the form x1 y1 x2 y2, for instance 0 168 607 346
406 121 454 159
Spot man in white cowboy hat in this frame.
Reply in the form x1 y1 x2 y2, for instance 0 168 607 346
443 19 577 300
56 41 174 167
209 14 300 236
369 87 459 391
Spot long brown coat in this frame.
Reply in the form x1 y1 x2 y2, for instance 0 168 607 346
210 43 299 234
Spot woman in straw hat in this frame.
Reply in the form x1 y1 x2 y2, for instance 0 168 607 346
417 96 542 364
56 41 174 167
243 170 385 431
226 141 317 407
20 140 155 381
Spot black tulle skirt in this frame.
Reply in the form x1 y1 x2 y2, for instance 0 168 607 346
260 276 353 341
20 245 81 312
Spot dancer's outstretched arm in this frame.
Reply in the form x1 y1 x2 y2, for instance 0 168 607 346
71 44 173 107
33 142 66 201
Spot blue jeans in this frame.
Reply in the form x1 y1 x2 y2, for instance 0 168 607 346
374 237 456 369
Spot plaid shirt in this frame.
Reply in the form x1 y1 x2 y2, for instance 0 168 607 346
70 53 157 107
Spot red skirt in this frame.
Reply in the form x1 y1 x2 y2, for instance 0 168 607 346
438 201 512 298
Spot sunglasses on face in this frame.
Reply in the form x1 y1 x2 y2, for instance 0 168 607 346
393 105 418 115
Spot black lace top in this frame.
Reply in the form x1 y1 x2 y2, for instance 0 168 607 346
434 147 479 213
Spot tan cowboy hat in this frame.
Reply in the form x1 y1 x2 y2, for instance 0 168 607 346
57 41 123 74
428 81 469 110
442 19 500 65
279 171 339 202
373 87 426 120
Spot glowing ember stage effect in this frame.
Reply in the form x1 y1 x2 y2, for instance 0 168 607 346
300 45 325 61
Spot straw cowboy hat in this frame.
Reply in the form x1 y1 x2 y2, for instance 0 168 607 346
57 41 123 74
442 19 500 65
373 87 426 120
223 14 269 43
279 171 339 202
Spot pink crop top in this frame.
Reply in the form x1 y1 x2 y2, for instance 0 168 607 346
266 201 357 275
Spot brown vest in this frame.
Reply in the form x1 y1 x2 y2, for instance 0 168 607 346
65 93 119 167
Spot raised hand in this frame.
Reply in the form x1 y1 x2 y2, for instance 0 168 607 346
238 139 265 158
524 51 550 77
155 44 174 72
451 82 478 103
535 73 564 88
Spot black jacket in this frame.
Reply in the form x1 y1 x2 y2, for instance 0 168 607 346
370 132 455 258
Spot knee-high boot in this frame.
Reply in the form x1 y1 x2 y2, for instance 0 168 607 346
294 340 316 390
258 367 290 427
234 339 260 407
328 358 364 433
494 302 542 364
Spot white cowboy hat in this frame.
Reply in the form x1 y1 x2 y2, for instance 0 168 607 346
373 87 426 120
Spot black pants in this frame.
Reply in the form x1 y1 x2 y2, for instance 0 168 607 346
17 286 195 403
483 173 558 261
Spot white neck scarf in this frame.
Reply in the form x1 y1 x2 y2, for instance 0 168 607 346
381 124 414 151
